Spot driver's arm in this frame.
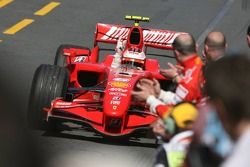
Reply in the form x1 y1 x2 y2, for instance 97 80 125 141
111 38 126 68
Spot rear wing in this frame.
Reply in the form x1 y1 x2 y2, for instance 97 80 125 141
95 23 185 50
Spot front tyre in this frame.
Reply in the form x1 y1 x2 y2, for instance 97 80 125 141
28 64 69 129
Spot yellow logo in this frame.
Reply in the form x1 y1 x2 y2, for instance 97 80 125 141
195 57 202 65
109 81 130 88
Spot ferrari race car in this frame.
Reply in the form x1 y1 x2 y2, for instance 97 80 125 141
28 15 184 137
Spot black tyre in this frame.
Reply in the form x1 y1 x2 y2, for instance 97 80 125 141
54 44 89 67
28 64 69 129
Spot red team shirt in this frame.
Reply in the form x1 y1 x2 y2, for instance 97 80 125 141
175 55 204 102
147 54 204 118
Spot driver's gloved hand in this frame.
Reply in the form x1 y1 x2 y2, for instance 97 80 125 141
112 37 127 69
115 37 127 55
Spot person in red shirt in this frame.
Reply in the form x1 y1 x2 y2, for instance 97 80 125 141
132 33 204 116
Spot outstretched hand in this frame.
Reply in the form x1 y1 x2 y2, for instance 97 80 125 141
160 62 182 79
115 37 127 55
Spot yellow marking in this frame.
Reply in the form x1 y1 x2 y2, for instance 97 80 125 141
3 19 34 35
34 2 60 16
0 0 13 8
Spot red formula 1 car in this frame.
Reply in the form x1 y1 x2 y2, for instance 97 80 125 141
28 16 184 137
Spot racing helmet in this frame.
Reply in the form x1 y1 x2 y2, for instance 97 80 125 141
163 102 198 135
121 47 146 69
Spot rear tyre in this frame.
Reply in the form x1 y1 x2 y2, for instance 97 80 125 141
54 44 89 67
28 64 69 130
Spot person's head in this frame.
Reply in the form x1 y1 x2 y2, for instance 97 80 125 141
163 102 198 136
172 33 197 62
247 25 250 47
121 46 146 70
203 31 227 63
205 53 250 140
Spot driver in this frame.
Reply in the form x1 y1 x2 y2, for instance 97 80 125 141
111 37 146 70
121 46 146 70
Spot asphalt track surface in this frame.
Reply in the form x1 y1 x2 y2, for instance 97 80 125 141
0 0 249 167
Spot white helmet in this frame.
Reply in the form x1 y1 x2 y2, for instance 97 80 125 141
122 47 146 69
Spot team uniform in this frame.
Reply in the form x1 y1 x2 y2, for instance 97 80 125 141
146 55 204 116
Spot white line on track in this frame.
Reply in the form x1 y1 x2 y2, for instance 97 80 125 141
197 0 235 45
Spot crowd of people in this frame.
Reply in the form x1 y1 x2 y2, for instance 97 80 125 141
120 24 250 167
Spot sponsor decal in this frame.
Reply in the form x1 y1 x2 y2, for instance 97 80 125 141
113 78 130 82
74 56 86 63
100 25 180 46
64 52 70 56
54 105 70 109
101 26 129 40
176 85 189 99
109 92 127 97
93 94 100 100
108 88 128 93
56 102 72 105
112 96 121 100
195 57 202 65
183 66 196 84
113 106 117 110
110 101 120 105
108 81 131 88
